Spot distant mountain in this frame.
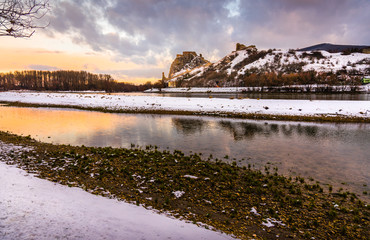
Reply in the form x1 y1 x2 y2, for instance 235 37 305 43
164 43 370 88
298 43 370 53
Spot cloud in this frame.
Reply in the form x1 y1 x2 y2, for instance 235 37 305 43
27 65 61 71
106 68 167 79
233 0 370 49
47 0 369 66
48 0 235 63
34 50 64 54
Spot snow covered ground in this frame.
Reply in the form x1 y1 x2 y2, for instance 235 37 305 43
0 91 369 119
0 160 234 240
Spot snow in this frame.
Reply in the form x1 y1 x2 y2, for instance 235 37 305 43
183 175 199 179
170 65 208 82
250 207 260 216
173 191 185 198
0 91 369 119
227 50 249 74
237 49 369 75
0 160 235 240
238 53 275 74
261 218 285 228
302 51 369 72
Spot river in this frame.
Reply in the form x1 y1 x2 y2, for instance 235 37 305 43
0 105 368 201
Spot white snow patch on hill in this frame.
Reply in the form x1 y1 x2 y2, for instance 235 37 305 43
237 50 369 75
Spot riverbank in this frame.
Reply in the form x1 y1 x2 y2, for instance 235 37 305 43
0 131 368 240
145 85 370 93
0 162 232 240
0 91 369 122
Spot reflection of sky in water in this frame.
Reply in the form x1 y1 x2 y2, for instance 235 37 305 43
0 106 369 200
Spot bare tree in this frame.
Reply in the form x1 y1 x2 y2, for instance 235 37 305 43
0 0 49 37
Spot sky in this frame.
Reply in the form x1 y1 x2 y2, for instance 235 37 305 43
0 0 369 84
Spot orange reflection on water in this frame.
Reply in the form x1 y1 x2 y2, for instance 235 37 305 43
0 107 137 138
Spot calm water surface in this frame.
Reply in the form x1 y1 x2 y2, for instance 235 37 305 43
0 106 369 200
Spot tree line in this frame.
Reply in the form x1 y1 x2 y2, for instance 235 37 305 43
0 70 164 92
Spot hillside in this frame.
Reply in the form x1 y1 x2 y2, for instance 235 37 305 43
298 43 370 53
167 51 209 79
164 43 370 88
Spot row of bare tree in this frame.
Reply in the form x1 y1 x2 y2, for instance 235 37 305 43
0 70 161 92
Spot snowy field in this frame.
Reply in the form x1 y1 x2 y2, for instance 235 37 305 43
0 91 369 119
0 157 234 239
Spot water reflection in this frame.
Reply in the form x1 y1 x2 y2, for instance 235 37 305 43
0 106 369 200
216 121 324 140
218 121 266 140
172 118 208 135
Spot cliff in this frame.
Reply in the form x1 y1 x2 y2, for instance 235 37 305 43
168 51 209 79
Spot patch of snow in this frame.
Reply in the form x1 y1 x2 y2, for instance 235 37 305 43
171 64 209 82
236 49 369 74
183 175 199 179
228 50 249 74
173 190 185 198
261 218 285 228
0 162 234 240
250 207 260 216
238 53 275 75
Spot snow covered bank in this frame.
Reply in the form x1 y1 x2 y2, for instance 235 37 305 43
0 160 234 240
0 91 369 120
145 85 370 93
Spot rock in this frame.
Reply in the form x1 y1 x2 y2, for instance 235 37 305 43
236 43 247 51
236 43 257 52
162 72 167 81
168 51 209 78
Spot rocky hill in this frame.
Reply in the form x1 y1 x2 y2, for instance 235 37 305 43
165 43 370 88
167 51 209 79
